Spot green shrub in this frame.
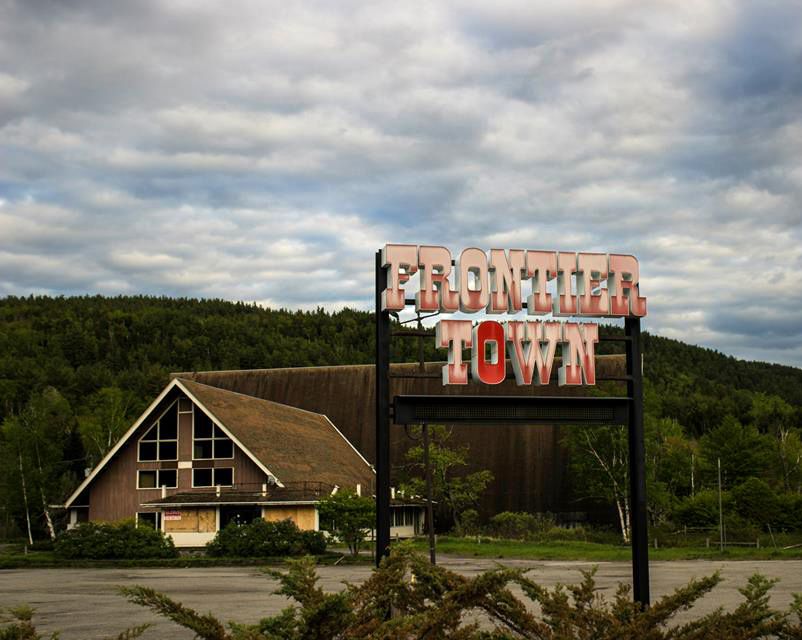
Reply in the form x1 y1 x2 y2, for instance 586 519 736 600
673 490 728 529
460 508 481 535
775 493 802 532
487 511 556 540
54 520 177 560
205 518 326 557
26 540 54 552
731 478 780 529
120 547 802 639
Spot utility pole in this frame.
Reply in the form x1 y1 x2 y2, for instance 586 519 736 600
717 458 724 552
422 423 436 564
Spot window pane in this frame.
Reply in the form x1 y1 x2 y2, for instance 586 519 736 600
214 439 233 459
195 412 213 438
178 398 192 412
139 442 158 461
141 424 158 441
159 441 177 461
138 512 158 528
213 425 226 438
138 470 157 489
159 406 177 439
193 468 213 487
214 468 233 486
194 440 213 459
159 469 177 488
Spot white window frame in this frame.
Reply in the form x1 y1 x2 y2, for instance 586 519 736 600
192 405 235 461
191 467 235 488
137 468 178 490
136 512 163 531
137 400 179 463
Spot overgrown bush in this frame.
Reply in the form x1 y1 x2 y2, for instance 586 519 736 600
673 490 727 528
205 518 326 557
487 511 556 540
119 547 802 639
460 508 481 535
53 520 177 560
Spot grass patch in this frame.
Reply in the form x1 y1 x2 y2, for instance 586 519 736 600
408 536 802 561
0 546 353 569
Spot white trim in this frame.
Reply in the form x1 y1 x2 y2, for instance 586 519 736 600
65 379 183 508
136 399 179 463
322 415 374 474
175 379 284 487
191 466 234 488
146 500 320 507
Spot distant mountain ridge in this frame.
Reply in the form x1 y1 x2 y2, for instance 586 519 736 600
0 295 800 425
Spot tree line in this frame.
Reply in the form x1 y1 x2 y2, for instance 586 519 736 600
1 294 801 541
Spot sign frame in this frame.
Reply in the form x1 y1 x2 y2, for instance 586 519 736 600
374 248 650 606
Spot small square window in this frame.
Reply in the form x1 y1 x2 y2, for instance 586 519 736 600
193 468 213 487
159 441 177 461
138 442 158 461
194 440 213 459
214 439 233 459
159 469 177 488
138 470 157 489
215 468 233 486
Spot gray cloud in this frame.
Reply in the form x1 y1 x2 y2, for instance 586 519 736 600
1 0 801 366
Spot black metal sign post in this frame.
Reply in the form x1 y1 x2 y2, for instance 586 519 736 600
374 250 650 606
625 316 649 605
374 251 391 564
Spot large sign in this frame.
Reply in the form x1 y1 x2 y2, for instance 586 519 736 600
380 245 647 387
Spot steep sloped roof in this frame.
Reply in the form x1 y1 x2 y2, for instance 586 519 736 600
177 378 374 489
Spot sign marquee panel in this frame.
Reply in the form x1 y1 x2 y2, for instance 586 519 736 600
381 244 647 387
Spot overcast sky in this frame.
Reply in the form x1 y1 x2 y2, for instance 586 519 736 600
1 1 801 367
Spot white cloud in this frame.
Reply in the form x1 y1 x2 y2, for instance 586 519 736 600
0 0 801 366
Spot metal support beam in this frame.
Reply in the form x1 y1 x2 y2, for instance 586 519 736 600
626 317 650 606
375 251 391 566
394 395 630 426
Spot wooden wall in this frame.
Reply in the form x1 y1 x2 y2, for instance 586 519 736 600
88 387 269 522
178 356 626 515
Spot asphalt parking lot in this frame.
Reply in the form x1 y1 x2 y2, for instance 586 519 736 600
2 558 801 638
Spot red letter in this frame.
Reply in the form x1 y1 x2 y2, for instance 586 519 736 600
381 244 417 311
416 245 459 313
559 323 598 386
436 320 473 385
608 254 647 317
471 321 505 384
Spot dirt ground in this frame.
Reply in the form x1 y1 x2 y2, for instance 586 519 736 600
2 558 801 638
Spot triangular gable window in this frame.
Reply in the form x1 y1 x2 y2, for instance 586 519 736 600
137 401 179 461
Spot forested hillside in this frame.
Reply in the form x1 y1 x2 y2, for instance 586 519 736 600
1 295 801 540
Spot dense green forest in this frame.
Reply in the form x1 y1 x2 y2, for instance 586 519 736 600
1 295 801 541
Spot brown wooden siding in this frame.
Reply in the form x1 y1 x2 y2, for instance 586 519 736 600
88 388 269 522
